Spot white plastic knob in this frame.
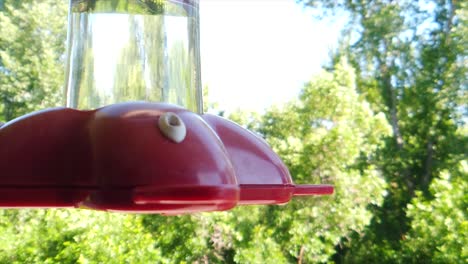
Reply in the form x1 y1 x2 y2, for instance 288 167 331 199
158 112 186 143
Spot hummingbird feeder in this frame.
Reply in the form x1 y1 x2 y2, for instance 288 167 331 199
0 0 333 214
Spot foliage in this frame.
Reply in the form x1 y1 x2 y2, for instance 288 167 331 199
0 0 67 122
0 210 160 263
298 0 467 262
73 0 166 15
246 59 390 263
403 161 468 263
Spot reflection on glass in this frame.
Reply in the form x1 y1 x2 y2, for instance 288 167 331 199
64 0 202 113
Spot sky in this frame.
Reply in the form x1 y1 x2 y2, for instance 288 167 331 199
199 0 347 113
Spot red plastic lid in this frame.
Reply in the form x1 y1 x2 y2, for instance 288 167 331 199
0 102 333 214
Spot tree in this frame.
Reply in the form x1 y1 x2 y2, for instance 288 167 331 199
299 0 467 261
0 210 161 263
248 59 390 263
403 160 467 263
0 0 67 122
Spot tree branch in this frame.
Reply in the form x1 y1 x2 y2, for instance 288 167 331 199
298 245 305 264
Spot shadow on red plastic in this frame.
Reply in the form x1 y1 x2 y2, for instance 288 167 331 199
133 185 239 205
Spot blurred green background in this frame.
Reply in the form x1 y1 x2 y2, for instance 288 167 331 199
0 0 466 263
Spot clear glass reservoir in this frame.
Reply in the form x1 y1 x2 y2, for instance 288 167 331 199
64 0 202 113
